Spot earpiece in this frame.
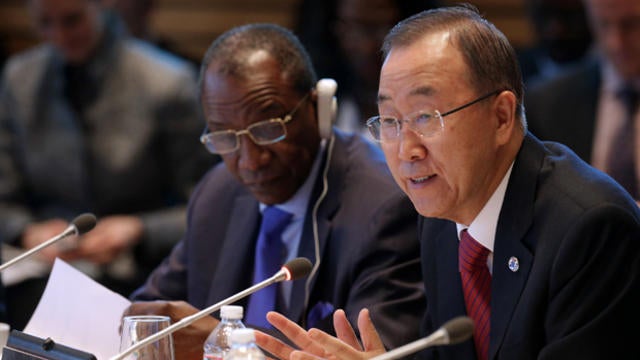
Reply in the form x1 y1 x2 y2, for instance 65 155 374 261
316 78 338 139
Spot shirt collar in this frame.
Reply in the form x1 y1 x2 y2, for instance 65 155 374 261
456 162 514 252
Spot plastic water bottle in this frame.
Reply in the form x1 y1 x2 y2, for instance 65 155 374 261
225 329 266 360
203 305 246 360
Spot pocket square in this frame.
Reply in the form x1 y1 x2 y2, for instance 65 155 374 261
306 301 335 329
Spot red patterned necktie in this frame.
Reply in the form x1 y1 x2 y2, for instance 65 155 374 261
459 229 491 360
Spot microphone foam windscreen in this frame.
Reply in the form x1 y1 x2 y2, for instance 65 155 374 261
72 213 97 234
283 257 313 280
442 316 474 344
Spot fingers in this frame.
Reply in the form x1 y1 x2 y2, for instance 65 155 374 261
307 328 366 360
291 350 327 360
332 309 362 350
306 309 386 360
356 309 385 352
62 216 143 263
255 330 296 360
266 312 327 357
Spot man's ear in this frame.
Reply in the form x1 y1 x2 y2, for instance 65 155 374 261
493 90 518 146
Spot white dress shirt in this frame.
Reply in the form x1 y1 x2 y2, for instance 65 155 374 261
456 163 514 273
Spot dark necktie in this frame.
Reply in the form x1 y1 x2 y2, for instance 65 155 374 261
245 206 293 328
63 64 99 116
607 85 639 198
459 229 491 360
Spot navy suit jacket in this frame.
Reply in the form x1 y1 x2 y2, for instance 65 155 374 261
525 58 600 163
419 134 640 359
131 130 426 348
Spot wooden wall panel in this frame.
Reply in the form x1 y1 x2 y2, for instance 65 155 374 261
0 1 36 56
0 0 534 64
443 0 535 48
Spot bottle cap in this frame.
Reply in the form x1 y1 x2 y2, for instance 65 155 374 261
220 305 243 320
230 329 255 344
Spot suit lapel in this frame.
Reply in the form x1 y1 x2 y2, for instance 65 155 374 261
489 134 543 359
207 195 260 305
433 222 467 325
288 138 342 327
288 209 332 326
431 221 477 359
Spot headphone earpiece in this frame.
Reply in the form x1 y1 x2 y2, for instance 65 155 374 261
316 78 338 139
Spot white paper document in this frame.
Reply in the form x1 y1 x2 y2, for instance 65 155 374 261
24 258 131 359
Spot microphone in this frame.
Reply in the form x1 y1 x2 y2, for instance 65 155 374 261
0 213 97 272
110 257 313 360
370 316 474 360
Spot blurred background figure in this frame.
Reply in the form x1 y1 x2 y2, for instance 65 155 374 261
100 0 200 66
102 0 155 41
518 0 593 84
0 0 213 330
526 0 640 202
294 0 440 137
0 39 6 71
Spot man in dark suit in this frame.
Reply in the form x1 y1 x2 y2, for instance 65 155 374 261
524 58 599 164
0 0 211 329
516 0 593 85
256 5 640 360
124 24 425 360
526 0 640 201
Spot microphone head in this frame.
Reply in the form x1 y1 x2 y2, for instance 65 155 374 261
282 257 312 281
72 213 97 235
442 316 474 344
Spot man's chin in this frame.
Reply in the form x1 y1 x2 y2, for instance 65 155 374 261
250 188 295 206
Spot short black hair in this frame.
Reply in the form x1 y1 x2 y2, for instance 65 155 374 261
199 23 317 98
382 5 526 125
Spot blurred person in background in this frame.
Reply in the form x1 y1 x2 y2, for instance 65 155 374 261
518 0 593 84
526 0 640 204
295 0 440 137
101 0 200 66
0 0 212 329
0 39 6 71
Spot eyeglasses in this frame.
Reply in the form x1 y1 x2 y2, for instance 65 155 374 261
200 93 310 155
366 90 502 142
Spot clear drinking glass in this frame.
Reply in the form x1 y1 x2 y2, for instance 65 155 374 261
119 315 175 360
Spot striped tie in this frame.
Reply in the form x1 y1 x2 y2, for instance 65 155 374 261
459 229 491 360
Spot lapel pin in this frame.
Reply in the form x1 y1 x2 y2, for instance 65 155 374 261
508 256 520 272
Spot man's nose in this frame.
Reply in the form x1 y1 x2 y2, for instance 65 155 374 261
397 125 428 162
237 135 270 171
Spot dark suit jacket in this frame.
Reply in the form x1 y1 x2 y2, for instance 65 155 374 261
131 131 426 348
525 58 601 163
419 134 640 359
